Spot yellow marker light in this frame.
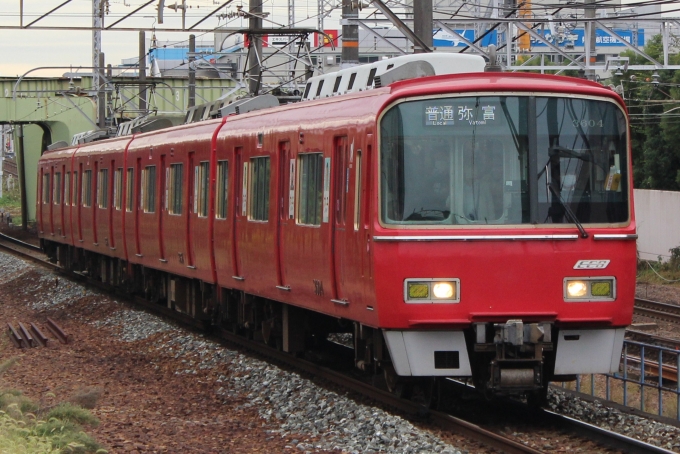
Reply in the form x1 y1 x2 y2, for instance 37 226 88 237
432 282 455 299
566 280 588 298
591 281 612 297
408 282 429 299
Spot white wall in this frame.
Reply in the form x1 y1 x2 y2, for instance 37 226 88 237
634 189 680 261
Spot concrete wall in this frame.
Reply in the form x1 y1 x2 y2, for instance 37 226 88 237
634 189 680 261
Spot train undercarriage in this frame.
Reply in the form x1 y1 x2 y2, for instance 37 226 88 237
44 240 569 408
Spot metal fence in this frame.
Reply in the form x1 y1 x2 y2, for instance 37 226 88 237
557 339 680 420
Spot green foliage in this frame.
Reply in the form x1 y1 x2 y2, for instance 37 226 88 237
615 34 680 191
0 387 105 454
0 358 17 377
0 175 21 213
46 404 99 428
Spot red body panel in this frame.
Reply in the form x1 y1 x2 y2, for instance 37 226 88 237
37 72 635 333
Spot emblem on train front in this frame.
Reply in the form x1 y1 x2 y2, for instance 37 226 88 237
573 260 610 270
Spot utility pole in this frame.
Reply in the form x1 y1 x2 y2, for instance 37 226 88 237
341 0 359 68
139 31 147 113
98 52 106 128
248 0 263 96
16 125 27 230
413 0 433 53
93 0 103 117
585 0 597 80
188 34 196 108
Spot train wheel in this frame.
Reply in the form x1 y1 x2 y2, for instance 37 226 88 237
526 388 548 408
410 377 438 409
383 363 407 397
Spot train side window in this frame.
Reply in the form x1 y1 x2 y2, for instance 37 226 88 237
82 170 92 207
367 68 377 87
297 153 324 226
97 169 108 208
42 172 50 204
250 156 270 221
216 160 228 219
113 169 123 210
53 172 61 205
142 166 156 213
64 172 70 206
303 82 312 99
125 168 134 212
354 150 361 231
315 80 324 98
333 76 342 93
169 163 183 215
194 161 209 217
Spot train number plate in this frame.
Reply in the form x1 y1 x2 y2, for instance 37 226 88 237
573 260 610 270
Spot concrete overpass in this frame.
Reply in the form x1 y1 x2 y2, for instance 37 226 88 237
0 74 241 224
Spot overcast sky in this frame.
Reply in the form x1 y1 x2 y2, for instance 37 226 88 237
0 0 346 78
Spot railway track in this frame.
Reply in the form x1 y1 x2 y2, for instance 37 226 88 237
0 235 674 454
634 298 680 325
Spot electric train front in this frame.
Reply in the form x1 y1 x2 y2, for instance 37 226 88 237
374 81 636 398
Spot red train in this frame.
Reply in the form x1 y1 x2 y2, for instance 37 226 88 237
37 54 637 404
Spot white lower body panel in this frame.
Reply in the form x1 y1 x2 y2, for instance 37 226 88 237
383 330 472 376
554 328 626 375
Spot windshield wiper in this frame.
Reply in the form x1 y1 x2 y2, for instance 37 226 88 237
546 184 588 239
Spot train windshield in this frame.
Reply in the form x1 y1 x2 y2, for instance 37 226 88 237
380 95 629 226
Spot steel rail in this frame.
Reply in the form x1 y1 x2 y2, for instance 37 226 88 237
635 298 680 325
0 239 675 453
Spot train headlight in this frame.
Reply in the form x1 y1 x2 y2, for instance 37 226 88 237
404 279 459 303
566 280 588 298
564 277 616 301
433 282 455 299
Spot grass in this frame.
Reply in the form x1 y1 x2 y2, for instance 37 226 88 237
636 246 680 286
0 175 21 215
0 359 107 454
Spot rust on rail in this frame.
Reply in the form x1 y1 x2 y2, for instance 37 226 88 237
46 318 68 344
30 322 49 347
7 323 23 348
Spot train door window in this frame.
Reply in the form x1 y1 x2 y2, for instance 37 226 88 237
82 170 92 207
113 169 123 210
297 153 323 226
354 150 362 231
250 156 270 221
125 168 134 212
97 169 108 208
216 160 228 219
194 161 209 217
169 163 183 215
334 137 348 226
72 171 78 206
64 172 70 206
53 172 61 205
142 166 156 213
42 172 50 204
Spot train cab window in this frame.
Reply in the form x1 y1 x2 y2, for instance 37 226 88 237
249 156 270 221
113 169 123 210
297 153 324 226
380 95 629 226
194 162 209 217
97 169 108 209
82 170 92 207
64 172 70 206
215 160 228 219
42 173 50 204
142 166 156 213
125 168 134 212
53 172 61 205
169 163 183 215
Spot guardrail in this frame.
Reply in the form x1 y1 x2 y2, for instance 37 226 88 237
557 339 680 420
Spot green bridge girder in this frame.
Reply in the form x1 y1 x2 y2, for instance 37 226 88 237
0 75 241 222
